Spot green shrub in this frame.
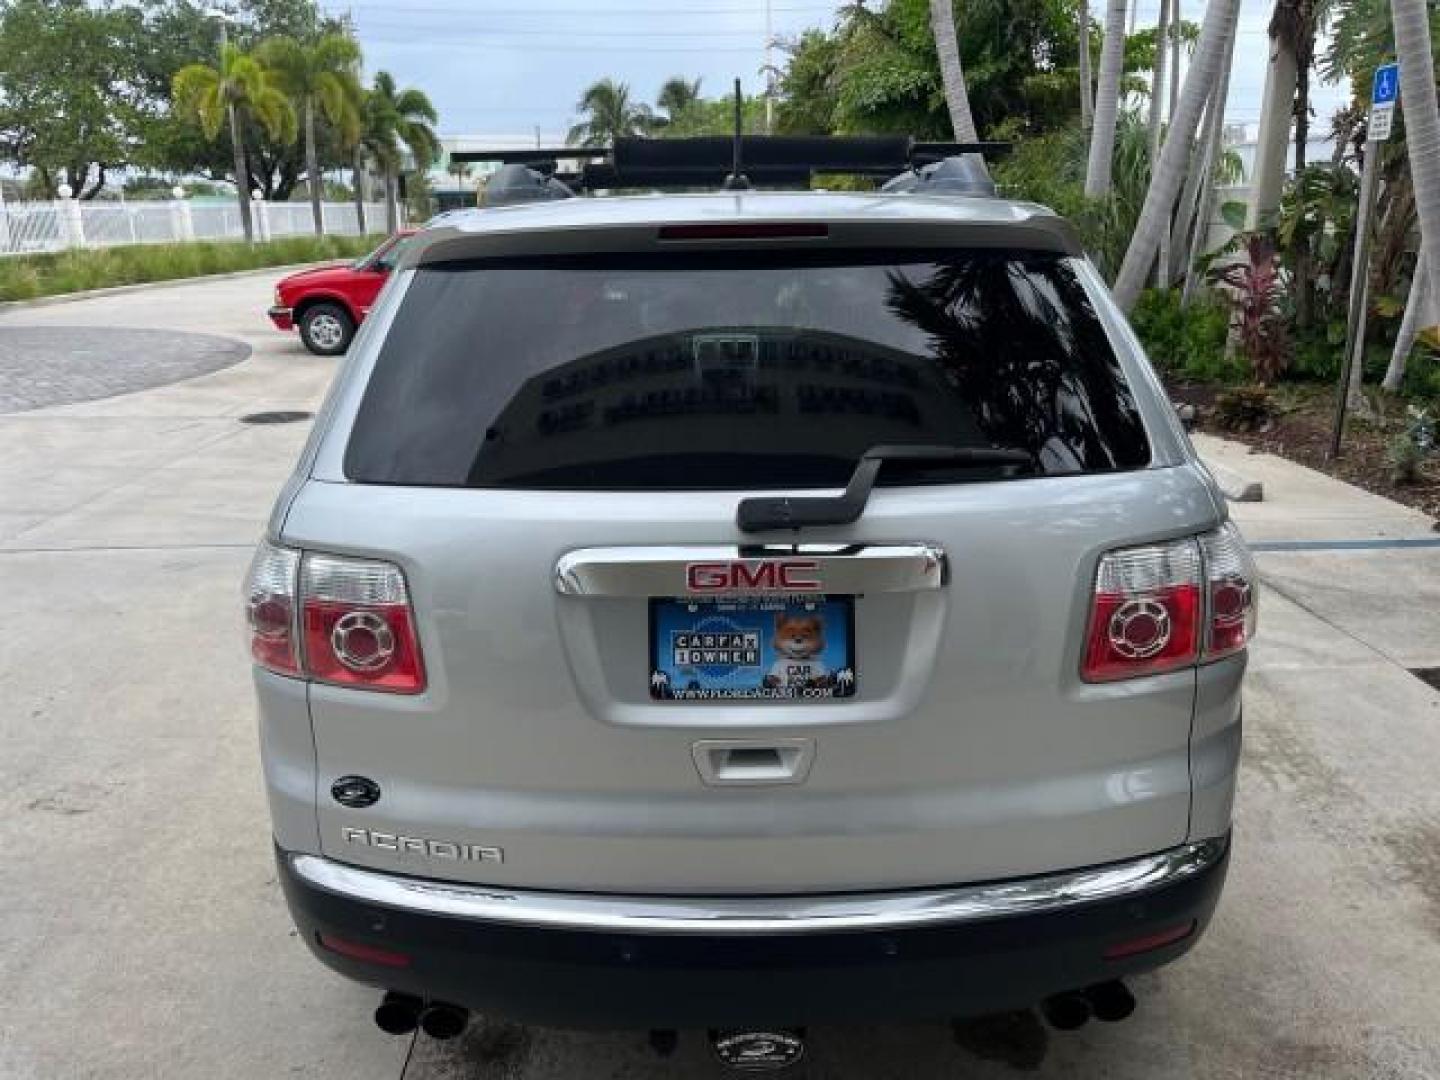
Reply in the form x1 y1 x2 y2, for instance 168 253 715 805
1130 288 1243 382
1289 328 1342 382
1213 385 1275 432
0 234 382 302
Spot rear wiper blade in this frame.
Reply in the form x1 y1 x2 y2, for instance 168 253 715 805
736 444 1034 533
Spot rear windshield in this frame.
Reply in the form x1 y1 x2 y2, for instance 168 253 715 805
344 250 1151 490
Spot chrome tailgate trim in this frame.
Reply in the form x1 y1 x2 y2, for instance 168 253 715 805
287 838 1225 936
554 543 946 598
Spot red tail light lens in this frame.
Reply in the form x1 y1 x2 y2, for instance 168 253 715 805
245 541 300 675
1200 523 1257 658
300 554 426 694
1082 538 1202 682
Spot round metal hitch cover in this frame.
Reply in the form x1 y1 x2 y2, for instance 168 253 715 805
711 1030 805 1072
331 775 381 808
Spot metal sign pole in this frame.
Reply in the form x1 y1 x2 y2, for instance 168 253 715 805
1330 63 1398 459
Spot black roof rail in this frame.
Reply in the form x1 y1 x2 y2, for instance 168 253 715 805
452 137 1010 197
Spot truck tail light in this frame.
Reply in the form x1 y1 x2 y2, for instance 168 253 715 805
300 553 426 694
246 541 300 676
1082 526 1257 683
1082 537 1202 682
244 543 425 694
1200 523 1257 659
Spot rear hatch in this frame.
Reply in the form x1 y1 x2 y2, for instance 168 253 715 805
283 239 1219 893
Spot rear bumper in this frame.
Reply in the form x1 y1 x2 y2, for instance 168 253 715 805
268 305 294 330
278 834 1229 1028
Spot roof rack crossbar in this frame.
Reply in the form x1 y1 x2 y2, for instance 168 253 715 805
454 136 1010 199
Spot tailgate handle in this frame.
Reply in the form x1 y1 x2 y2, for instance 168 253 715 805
692 739 814 786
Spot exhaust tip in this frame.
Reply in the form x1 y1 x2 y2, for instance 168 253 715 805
1084 980 1136 1023
374 991 422 1035
419 1003 470 1041
1041 992 1091 1031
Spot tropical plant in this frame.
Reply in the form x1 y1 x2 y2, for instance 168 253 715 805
1213 235 1292 384
1112 0 1241 310
567 79 655 146
363 71 439 233
1085 0 1129 196
1391 0 1440 391
997 110 1155 278
657 76 702 123
257 33 362 236
172 43 296 241
776 0 1095 141
928 0 979 141
1386 405 1436 481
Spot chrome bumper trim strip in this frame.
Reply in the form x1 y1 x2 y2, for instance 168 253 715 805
288 838 1225 936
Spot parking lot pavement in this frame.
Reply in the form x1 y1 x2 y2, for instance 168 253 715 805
3 274 1440 1078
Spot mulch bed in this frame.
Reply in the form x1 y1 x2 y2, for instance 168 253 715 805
1167 380 1440 524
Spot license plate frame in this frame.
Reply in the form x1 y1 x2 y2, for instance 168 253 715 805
648 595 857 701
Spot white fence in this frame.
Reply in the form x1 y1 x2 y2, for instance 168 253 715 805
0 198 389 256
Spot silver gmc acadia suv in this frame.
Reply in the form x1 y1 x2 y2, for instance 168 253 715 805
246 140 1253 1062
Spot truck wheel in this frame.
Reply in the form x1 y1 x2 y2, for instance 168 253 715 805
299 303 354 356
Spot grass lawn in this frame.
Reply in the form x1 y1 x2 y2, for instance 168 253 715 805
0 234 385 302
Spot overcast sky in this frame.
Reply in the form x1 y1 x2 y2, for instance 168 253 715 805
320 0 1354 144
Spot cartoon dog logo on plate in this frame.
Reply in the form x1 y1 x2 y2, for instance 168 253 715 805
765 612 833 690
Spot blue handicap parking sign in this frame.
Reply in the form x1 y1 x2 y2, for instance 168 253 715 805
1372 63 1399 106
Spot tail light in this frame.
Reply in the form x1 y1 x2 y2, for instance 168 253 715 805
246 541 300 675
1082 537 1202 682
1200 523 1257 658
244 544 426 694
1082 526 1256 683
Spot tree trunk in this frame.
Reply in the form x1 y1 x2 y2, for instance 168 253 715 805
1168 0 1181 125
1245 37 1298 230
1392 0 1440 381
928 0 980 142
1079 0 1094 131
1084 0 1128 197
353 146 367 235
384 165 398 234
1112 0 1241 312
229 102 254 243
1180 27 1237 306
1146 0 1170 164
1168 28 1237 286
1292 16 1315 329
1147 0 1171 285
305 98 323 237
1383 261 1432 391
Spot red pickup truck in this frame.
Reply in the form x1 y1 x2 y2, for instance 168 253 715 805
268 230 416 355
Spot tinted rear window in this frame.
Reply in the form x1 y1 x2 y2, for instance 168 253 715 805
345 251 1150 490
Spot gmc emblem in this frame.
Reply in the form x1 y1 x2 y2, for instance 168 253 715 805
685 560 821 593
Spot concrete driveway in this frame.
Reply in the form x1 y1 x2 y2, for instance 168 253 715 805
3 273 1440 1079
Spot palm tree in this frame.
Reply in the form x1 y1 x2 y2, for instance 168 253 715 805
567 79 655 146
1078 0 1094 130
1145 0 1170 164
364 71 439 233
657 76 702 123
927 0 979 142
1084 0 1129 197
1112 0 1241 311
173 44 296 243
1387 0 1440 389
1383 262 1432 390
258 33 363 237
1245 5 1301 231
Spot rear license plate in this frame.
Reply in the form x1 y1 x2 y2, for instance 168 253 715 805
649 596 856 701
